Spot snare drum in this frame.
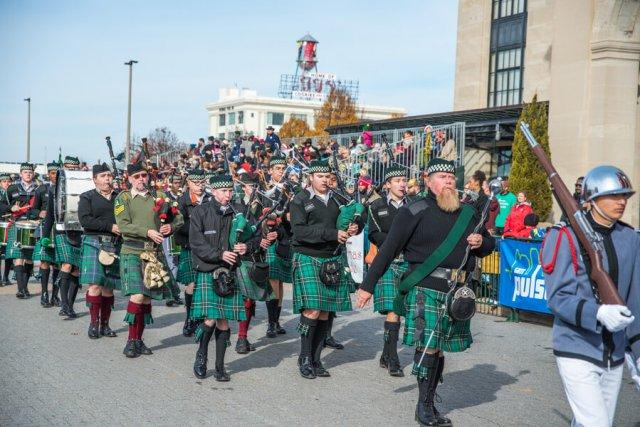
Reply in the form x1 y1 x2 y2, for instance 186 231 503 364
0 221 9 246
55 170 95 231
166 235 181 256
15 221 38 249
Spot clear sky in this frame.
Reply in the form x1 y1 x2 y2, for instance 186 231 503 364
0 0 459 164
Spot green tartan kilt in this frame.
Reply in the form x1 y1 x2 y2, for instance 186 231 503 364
266 244 292 283
177 248 197 284
292 252 352 313
54 234 81 267
5 225 34 260
402 287 472 352
32 239 56 263
79 236 121 290
236 261 273 301
374 261 408 314
119 253 169 300
190 271 247 321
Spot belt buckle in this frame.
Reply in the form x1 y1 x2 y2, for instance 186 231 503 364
143 242 155 251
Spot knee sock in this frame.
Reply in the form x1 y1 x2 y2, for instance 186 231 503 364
214 328 230 370
40 268 50 295
125 301 144 341
276 304 282 323
326 312 335 338
297 315 318 359
58 271 70 307
3 258 12 281
24 263 34 284
69 275 80 305
185 292 193 320
137 304 152 340
384 321 401 361
238 299 254 339
51 267 59 285
266 299 278 324
197 323 215 356
100 295 114 325
86 293 102 325
312 319 329 363
14 265 25 293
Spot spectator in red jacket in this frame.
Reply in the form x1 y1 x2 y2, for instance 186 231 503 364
502 191 534 238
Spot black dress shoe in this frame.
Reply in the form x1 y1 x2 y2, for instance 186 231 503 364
66 307 77 319
15 291 26 299
40 292 51 307
324 336 344 350
172 296 183 306
58 306 69 316
123 340 139 358
235 337 255 354
50 295 60 307
266 322 277 338
213 367 230 382
135 340 153 355
433 406 452 427
415 401 438 427
88 323 100 339
387 357 404 377
24 289 31 298
275 322 286 335
313 361 331 377
165 299 175 307
100 323 117 337
193 351 208 379
298 356 316 379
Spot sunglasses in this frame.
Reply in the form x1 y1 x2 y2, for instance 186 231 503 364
131 173 148 179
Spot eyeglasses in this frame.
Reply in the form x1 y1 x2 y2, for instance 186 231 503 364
131 173 148 179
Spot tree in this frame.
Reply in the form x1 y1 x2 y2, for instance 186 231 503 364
311 88 359 137
279 117 312 138
132 127 187 156
509 94 553 220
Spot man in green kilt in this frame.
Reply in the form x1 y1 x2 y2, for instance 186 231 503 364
41 156 84 318
357 159 494 426
289 160 361 379
367 165 409 377
0 173 13 287
78 163 121 339
176 169 210 336
263 155 291 337
31 162 60 307
189 175 251 381
6 162 39 299
114 162 184 358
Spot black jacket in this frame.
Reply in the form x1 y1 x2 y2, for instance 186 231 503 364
189 201 260 272
31 183 52 219
78 189 118 235
7 181 39 220
290 190 344 258
176 190 211 248
367 196 405 248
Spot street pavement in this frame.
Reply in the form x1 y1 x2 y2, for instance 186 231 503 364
0 280 638 426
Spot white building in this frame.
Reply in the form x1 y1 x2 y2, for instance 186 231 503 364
206 88 406 139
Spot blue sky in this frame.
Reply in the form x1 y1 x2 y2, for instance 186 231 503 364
0 0 458 164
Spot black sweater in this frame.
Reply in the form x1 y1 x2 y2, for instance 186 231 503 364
361 194 495 294
290 190 341 258
78 189 118 235
367 196 405 248
176 190 211 248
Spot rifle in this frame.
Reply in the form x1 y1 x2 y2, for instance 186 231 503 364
519 122 624 305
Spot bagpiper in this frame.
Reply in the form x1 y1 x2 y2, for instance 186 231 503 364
78 163 121 339
367 165 409 376
176 169 211 336
6 162 39 299
31 162 60 307
289 160 361 379
114 162 183 358
357 158 494 426
542 165 639 427
41 156 83 318
189 174 256 381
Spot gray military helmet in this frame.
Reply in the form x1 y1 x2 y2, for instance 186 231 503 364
581 165 635 203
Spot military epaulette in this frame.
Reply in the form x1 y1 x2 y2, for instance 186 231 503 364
617 220 634 230
369 196 387 210
407 197 430 216
116 190 132 202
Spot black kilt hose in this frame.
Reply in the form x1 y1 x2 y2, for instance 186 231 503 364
292 252 352 313
79 235 121 290
190 271 247 321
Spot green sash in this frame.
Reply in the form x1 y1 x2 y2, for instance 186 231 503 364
392 205 475 316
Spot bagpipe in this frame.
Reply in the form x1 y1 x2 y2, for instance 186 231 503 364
105 136 125 189
331 146 365 237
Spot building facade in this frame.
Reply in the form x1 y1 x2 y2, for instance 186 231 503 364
206 88 406 139
454 0 640 226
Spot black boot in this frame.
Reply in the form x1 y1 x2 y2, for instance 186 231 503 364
40 268 51 307
58 271 70 316
88 323 100 339
14 265 26 299
297 315 317 379
265 299 278 338
183 293 196 337
194 323 215 379
414 352 439 427
235 337 255 354
432 356 452 426
123 340 138 358
312 319 330 377
66 275 79 319
100 323 117 337
385 321 404 377
323 313 344 349
213 328 231 382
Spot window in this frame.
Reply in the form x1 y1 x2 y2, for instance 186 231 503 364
290 113 307 122
218 114 226 126
488 0 526 107
267 112 284 126
238 111 244 124
228 112 236 125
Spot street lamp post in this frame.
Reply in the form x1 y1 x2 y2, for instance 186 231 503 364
24 97 31 162
124 60 138 164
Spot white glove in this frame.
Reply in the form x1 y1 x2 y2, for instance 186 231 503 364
596 304 634 332
624 353 640 392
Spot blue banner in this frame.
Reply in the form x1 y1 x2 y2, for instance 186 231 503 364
498 238 551 314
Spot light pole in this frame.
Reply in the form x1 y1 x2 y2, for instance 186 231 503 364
124 60 138 164
24 97 31 162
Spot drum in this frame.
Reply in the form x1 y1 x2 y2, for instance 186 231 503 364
0 221 9 246
15 221 38 249
166 235 181 256
55 169 95 231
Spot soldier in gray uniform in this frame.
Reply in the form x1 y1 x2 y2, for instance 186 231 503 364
542 165 640 427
